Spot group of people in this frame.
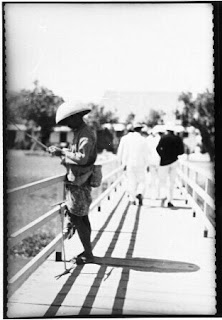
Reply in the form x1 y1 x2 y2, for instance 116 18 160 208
48 102 184 265
117 123 184 207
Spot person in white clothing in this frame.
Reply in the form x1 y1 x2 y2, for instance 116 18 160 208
117 129 133 171
117 123 149 205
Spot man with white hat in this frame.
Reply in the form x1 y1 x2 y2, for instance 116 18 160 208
117 122 149 205
156 123 184 207
49 102 97 264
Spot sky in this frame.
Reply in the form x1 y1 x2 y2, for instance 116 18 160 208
5 3 214 119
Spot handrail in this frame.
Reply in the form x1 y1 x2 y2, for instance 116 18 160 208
8 163 124 297
90 175 123 212
8 165 124 247
7 174 65 196
9 167 123 246
177 159 214 238
179 159 213 180
8 233 63 298
8 206 63 247
7 157 119 196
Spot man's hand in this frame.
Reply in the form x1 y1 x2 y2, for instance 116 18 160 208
48 146 63 157
60 156 66 165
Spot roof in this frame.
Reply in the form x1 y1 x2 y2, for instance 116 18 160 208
113 123 125 131
102 123 126 131
53 126 71 132
100 90 180 122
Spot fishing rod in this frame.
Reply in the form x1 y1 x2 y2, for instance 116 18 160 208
8 120 62 153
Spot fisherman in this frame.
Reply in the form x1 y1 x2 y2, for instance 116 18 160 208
48 102 97 265
156 123 184 207
117 122 149 206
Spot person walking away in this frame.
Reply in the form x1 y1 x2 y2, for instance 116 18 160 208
117 125 133 171
117 123 149 206
117 125 133 198
48 102 97 265
156 124 184 208
146 130 161 200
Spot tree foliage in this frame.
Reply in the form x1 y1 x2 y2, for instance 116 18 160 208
85 103 119 130
177 90 214 161
144 108 165 128
7 81 64 145
85 103 119 153
125 112 135 125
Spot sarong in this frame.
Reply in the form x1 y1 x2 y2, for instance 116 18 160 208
65 182 92 216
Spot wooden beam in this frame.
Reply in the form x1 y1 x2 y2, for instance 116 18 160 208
7 175 65 197
8 205 66 247
90 175 124 212
8 234 63 298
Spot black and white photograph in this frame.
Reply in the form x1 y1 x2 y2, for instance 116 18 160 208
4 2 216 317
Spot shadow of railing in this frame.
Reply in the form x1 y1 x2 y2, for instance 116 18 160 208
44 200 200 317
44 192 126 317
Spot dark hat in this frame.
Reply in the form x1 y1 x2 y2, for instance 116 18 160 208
133 122 143 130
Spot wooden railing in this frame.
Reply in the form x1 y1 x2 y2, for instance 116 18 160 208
176 159 214 238
7 156 214 296
7 158 124 297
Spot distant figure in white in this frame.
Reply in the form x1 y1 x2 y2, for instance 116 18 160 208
146 130 161 200
117 123 149 206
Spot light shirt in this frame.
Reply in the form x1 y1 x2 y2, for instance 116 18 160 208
117 132 133 167
118 132 149 169
146 134 161 166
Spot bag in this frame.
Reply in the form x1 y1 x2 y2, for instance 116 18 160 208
66 164 93 186
89 165 103 187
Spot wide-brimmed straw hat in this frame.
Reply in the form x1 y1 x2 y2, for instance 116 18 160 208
165 122 175 132
133 122 143 130
56 102 92 124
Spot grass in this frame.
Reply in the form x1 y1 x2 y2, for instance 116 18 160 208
7 150 66 189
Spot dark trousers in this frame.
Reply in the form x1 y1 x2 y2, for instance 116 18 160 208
70 214 93 257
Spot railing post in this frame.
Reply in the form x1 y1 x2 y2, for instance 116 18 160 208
202 178 209 237
55 181 65 261
203 178 209 214
195 171 198 184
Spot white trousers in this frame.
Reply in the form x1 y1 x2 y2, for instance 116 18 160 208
158 160 178 202
126 166 146 201
149 165 160 199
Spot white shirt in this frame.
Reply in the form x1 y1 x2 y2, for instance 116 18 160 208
118 132 149 169
117 132 133 167
146 134 161 166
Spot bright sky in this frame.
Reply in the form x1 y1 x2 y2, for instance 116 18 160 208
5 3 213 108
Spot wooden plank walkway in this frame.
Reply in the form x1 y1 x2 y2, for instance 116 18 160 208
7 185 216 317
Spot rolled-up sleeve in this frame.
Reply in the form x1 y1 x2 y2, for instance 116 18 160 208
65 136 93 165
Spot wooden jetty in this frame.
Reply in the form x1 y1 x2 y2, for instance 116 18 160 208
7 159 215 316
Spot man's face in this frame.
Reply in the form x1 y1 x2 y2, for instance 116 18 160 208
60 114 83 129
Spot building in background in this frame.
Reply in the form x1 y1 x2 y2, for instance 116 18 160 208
100 90 180 122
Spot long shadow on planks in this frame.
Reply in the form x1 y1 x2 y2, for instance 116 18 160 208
45 196 199 317
92 256 200 273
